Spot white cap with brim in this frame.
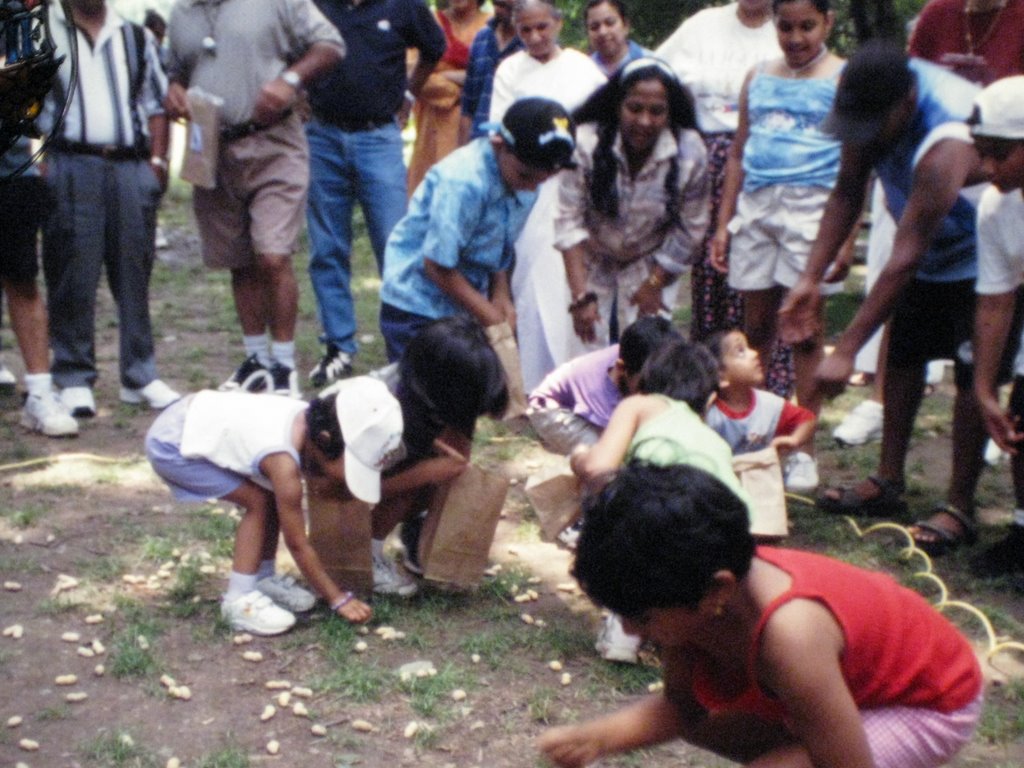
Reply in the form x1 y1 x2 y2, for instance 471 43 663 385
334 377 404 504
969 76 1024 140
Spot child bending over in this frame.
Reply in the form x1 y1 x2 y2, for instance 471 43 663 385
539 462 982 768
706 329 817 492
570 337 750 663
146 378 403 634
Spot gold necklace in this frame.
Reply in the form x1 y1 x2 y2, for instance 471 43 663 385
963 0 1009 55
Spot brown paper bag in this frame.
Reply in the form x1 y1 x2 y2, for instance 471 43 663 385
179 87 221 189
484 321 528 420
419 463 510 587
524 462 581 542
306 474 374 595
732 447 789 538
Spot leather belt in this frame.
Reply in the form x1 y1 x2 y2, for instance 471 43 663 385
51 140 148 161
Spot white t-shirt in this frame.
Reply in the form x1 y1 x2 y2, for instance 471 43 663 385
489 48 606 123
975 185 1024 374
656 3 780 133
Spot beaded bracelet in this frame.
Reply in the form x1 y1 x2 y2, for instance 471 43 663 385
330 591 354 612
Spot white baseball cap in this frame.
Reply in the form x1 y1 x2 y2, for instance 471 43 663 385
969 76 1024 140
333 376 404 504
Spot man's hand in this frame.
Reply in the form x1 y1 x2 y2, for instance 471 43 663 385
164 82 190 121
252 77 296 126
629 280 668 317
778 279 822 345
815 349 854 400
978 394 1024 455
570 302 599 344
709 229 730 274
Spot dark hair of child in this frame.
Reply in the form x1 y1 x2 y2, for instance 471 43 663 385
618 316 682 376
397 316 509 459
772 0 830 13
584 0 629 23
306 392 344 460
637 337 718 414
574 462 755 616
573 59 698 223
703 329 731 370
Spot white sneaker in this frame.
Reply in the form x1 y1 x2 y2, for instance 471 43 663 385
372 552 418 597
0 357 15 395
120 379 181 409
595 614 640 664
256 574 316 612
783 452 819 493
21 390 79 437
221 590 295 636
61 386 96 418
833 400 883 447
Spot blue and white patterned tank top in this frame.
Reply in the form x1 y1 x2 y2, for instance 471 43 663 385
741 66 842 191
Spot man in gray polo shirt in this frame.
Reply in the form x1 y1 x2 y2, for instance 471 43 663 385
165 0 344 397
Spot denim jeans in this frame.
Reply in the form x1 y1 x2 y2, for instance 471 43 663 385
305 118 408 355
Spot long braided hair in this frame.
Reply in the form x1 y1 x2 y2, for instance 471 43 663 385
572 58 697 227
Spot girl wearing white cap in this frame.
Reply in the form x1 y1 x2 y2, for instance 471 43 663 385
145 378 405 635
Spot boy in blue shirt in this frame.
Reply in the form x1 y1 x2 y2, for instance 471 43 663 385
379 97 576 361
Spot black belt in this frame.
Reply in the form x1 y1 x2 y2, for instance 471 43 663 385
220 110 294 143
315 114 394 132
51 140 148 161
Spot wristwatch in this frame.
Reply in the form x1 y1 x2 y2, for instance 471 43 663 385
281 70 302 88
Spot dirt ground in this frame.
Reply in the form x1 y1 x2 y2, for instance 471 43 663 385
0 225 1022 768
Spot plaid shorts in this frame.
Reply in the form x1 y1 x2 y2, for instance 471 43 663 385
862 693 983 768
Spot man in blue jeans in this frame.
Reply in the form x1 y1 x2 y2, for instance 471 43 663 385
306 0 446 388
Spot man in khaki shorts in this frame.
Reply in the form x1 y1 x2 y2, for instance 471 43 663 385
164 0 345 397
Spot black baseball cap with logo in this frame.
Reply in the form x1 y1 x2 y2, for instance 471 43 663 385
498 97 577 171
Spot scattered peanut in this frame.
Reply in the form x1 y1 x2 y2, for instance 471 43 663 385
260 704 276 722
556 582 578 593
65 691 88 703
91 639 106 655
548 660 563 672
560 672 572 686
276 691 292 708
264 679 291 690
241 650 263 663
77 647 95 658
232 633 254 645
310 723 327 737
3 624 24 639
351 719 375 732
169 685 192 700
136 635 150 650
7 715 23 727
403 721 420 739
167 758 182 768
51 574 79 595
470 653 481 664
94 664 105 676
55 674 78 685
3 580 22 591
292 686 313 698
61 631 81 643
85 614 104 624
451 689 467 702
354 641 368 653
520 613 535 625
199 564 217 575
292 702 309 718
648 681 664 693
266 739 280 755
18 738 39 751
160 674 177 688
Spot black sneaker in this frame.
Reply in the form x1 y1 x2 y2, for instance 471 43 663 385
219 354 270 393
969 525 1024 579
400 511 426 576
309 344 353 389
269 362 301 399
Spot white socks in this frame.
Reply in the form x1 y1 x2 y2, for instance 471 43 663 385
225 571 258 602
24 372 54 398
243 335 272 368
270 341 295 370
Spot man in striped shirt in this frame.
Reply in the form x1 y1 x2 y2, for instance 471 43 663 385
41 0 179 419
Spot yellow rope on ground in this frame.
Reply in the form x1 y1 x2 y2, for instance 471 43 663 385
0 452 138 473
849 515 1023 670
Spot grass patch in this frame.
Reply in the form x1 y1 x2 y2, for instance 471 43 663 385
81 730 159 768
978 680 1024 745
193 745 251 768
312 658 391 702
398 662 473 717
107 601 163 679
5 503 46 528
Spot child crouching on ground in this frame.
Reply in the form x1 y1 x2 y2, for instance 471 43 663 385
570 338 751 663
706 329 817 492
146 378 403 634
538 462 982 768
